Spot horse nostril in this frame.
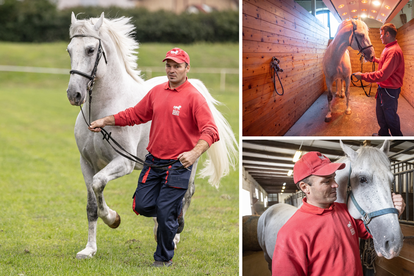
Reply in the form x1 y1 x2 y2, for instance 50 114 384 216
75 92 82 101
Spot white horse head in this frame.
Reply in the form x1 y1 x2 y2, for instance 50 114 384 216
66 12 144 106
337 19 375 62
339 141 403 259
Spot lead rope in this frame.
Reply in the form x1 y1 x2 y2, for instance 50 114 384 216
351 55 376 97
270 57 284 96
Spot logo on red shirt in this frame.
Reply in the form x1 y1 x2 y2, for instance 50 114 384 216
172 105 181 116
347 221 355 235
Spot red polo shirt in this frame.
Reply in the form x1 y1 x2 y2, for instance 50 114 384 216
361 40 404 89
272 198 371 276
114 80 219 159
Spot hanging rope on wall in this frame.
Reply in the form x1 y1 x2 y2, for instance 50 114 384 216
270 56 284 96
351 55 376 97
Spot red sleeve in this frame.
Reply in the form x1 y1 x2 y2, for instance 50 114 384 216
194 102 219 146
113 91 154 126
272 232 307 276
355 219 372 240
361 50 399 83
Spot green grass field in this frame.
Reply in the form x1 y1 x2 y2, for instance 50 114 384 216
0 42 239 275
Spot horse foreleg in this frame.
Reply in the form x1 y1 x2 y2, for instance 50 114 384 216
92 157 135 228
76 157 98 259
345 77 351 115
325 86 333 122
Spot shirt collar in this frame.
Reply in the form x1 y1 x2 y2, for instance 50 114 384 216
385 40 398 48
301 197 335 215
164 77 189 92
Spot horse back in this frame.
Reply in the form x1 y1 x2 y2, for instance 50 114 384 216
257 203 298 263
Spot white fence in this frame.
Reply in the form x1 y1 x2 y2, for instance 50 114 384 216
0 65 238 91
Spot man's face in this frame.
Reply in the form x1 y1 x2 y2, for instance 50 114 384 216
165 59 190 88
380 29 390 45
302 173 339 208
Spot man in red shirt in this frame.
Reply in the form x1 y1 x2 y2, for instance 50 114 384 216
88 48 219 267
272 151 405 276
353 23 404 136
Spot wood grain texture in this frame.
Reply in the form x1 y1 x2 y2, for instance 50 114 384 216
243 0 329 136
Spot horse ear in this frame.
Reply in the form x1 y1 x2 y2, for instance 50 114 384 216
94 12 104 31
71 12 77 24
380 140 390 155
340 140 358 161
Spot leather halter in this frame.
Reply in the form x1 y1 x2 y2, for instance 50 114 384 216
349 23 374 59
346 165 399 234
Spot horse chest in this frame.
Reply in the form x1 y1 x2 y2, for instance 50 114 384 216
76 130 114 170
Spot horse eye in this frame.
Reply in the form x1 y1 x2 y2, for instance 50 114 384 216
88 48 95 54
360 177 367 183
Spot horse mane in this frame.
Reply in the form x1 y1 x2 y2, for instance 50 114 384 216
337 18 369 34
69 15 144 84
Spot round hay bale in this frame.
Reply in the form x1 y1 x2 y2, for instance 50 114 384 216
243 215 262 252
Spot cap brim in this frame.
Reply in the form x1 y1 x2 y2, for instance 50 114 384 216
162 57 187 64
313 162 346 176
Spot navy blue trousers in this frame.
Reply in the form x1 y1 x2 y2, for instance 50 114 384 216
132 154 193 262
376 86 403 136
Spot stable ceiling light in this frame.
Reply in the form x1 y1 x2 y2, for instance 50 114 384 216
361 0 367 3
293 151 302 162
381 13 386 16
361 9 367 11
287 170 293 176
373 1 381 6
338 4 345 8
372 10 377 13
385 5 391 9
361 14 367 18
342 12 348 16
283 182 286 186
353 15 358 18
351 9 357 12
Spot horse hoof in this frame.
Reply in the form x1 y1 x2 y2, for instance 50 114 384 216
109 212 121 229
76 249 96 259
325 117 331 123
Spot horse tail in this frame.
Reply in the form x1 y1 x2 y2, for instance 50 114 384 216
189 79 238 188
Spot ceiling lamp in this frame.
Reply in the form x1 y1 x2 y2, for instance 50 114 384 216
361 0 367 3
373 1 381 6
361 14 367 18
379 19 383 21
385 5 391 9
293 151 302 162
372 10 377 13
338 4 345 8
351 9 357 12
352 15 358 18
342 12 348 16
381 13 386 16
287 170 293 176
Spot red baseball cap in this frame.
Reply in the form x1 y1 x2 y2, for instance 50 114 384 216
162 48 190 64
293 152 345 184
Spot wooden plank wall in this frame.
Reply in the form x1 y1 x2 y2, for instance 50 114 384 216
375 224 414 275
242 0 329 136
396 18 414 108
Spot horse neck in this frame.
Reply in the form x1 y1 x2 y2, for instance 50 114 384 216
327 25 352 64
91 38 144 105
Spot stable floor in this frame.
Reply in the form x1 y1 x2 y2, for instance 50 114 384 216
285 87 414 136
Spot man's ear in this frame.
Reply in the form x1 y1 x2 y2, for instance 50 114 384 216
299 181 310 195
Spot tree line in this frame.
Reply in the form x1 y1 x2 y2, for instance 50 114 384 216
0 0 238 43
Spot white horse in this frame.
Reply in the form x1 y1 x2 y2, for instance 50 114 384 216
323 19 375 122
66 12 238 259
257 140 403 272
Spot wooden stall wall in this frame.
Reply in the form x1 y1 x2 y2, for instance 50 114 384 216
243 0 329 136
375 224 414 275
347 28 384 88
396 19 414 109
